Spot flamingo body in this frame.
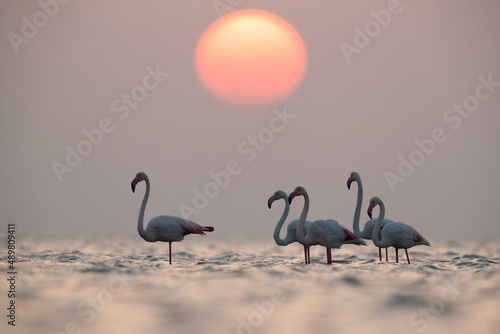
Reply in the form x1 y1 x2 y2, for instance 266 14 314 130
142 215 213 243
304 219 366 249
374 222 430 250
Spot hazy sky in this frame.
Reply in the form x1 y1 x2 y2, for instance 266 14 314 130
1 1 499 240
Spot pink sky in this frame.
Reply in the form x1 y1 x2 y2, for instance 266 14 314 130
1 1 499 238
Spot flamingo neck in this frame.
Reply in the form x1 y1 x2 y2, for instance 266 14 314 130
372 201 390 247
352 177 363 236
296 192 310 244
273 198 294 245
137 177 150 240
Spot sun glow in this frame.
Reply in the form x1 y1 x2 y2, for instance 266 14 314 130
195 9 307 109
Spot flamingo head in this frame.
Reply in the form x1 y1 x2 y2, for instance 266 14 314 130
347 171 359 190
131 172 147 193
367 196 382 219
288 186 306 204
268 190 286 209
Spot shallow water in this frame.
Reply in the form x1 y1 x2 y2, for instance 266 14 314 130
0 236 499 334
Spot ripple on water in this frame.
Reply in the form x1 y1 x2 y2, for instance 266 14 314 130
341 275 363 286
386 292 429 307
56 253 83 263
4 237 500 334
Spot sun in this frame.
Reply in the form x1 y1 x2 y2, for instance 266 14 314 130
195 9 307 109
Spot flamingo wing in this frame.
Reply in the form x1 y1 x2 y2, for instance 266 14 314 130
147 215 208 242
146 216 181 241
308 220 345 248
165 216 209 235
335 221 366 246
383 222 429 248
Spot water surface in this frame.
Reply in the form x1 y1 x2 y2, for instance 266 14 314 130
1 236 498 334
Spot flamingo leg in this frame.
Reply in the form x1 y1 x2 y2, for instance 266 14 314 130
395 248 399 263
169 242 172 265
405 249 411 264
379 247 382 261
326 248 332 265
304 246 311 265
385 248 388 262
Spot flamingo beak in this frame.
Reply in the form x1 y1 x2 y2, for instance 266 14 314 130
267 196 275 209
131 177 139 193
347 178 353 190
367 202 374 219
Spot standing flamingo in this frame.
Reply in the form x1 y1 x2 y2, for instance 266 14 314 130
131 172 214 265
268 190 312 261
367 196 430 264
347 171 393 261
289 186 366 265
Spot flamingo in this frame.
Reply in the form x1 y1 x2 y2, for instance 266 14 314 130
347 171 393 261
268 190 312 261
367 196 430 264
288 186 366 265
131 172 214 265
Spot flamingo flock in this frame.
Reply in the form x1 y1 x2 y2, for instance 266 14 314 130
131 171 430 265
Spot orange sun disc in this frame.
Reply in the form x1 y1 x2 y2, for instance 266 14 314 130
195 9 307 109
